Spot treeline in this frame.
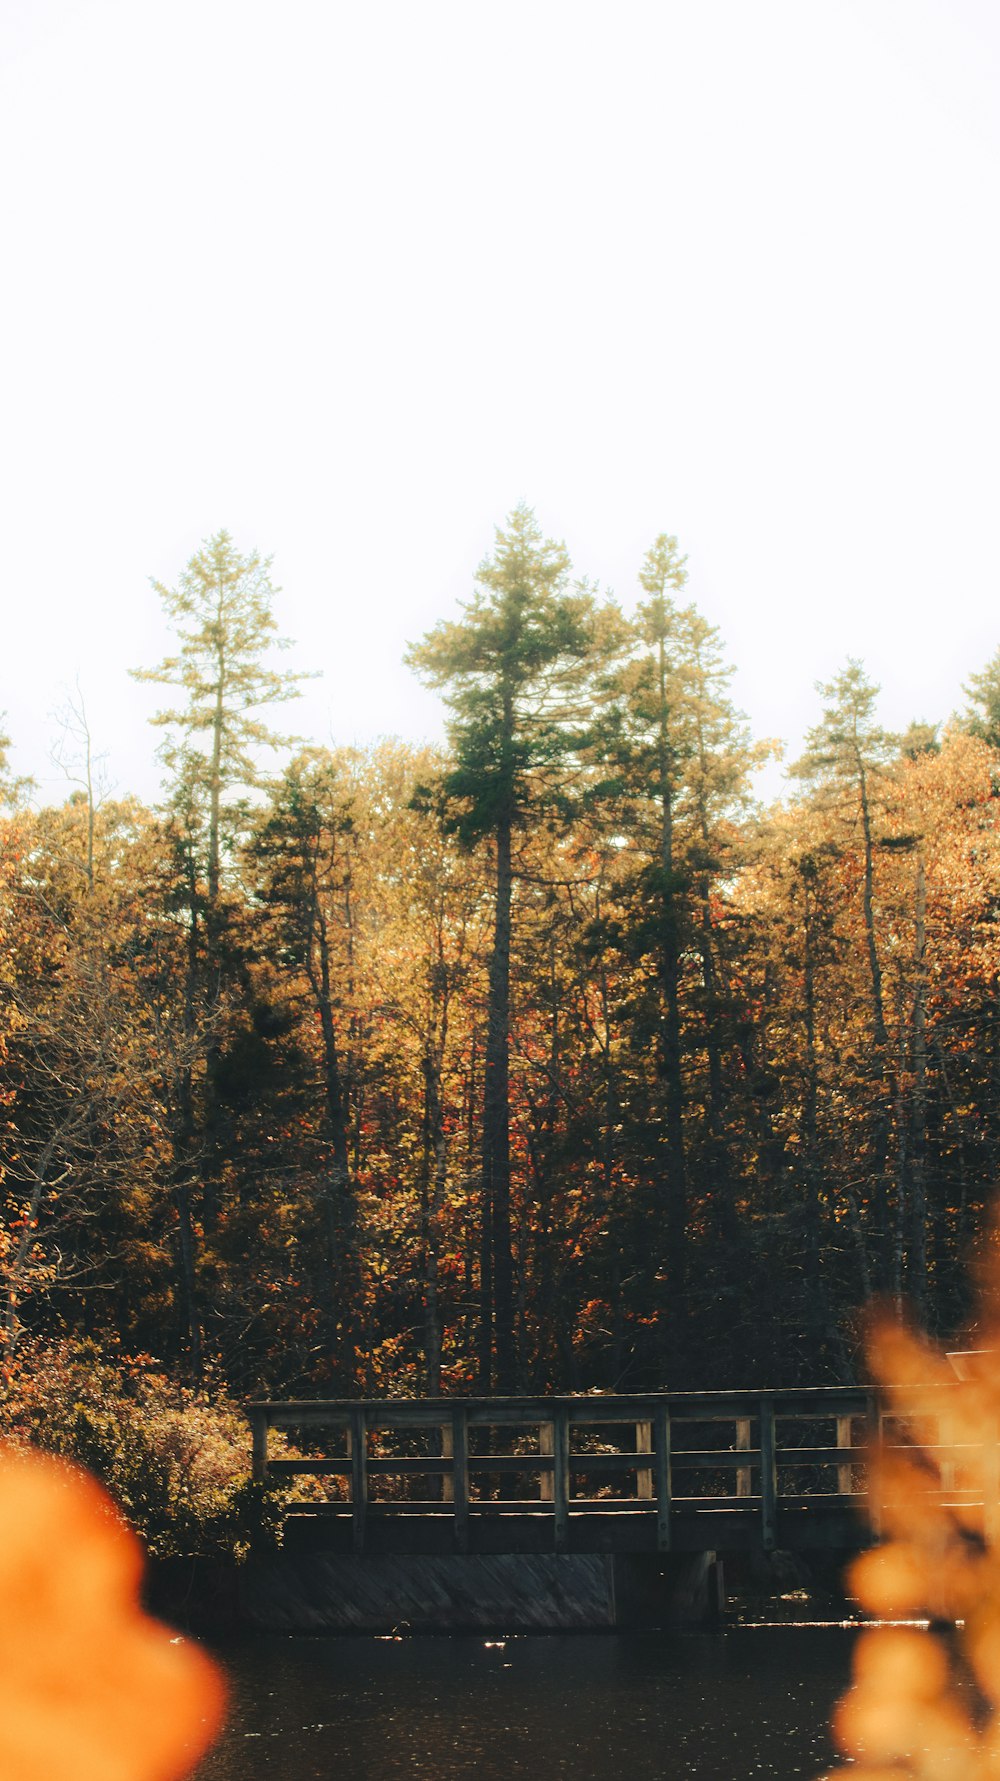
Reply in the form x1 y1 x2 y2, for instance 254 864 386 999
3 509 1000 1402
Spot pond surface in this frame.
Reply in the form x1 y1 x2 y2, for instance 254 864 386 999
193 1625 853 1780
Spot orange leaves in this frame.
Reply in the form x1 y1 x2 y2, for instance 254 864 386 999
823 1314 1000 1778
834 1628 956 1760
0 1445 224 1781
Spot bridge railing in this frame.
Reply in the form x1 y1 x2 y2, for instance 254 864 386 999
248 1387 906 1553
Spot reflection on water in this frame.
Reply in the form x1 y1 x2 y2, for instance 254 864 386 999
194 1627 853 1780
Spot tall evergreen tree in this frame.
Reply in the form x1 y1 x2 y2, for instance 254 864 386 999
132 532 308 1369
407 504 616 1389
600 536 763 1369
621 535 693 1348
133 530 308 925
247 749 363 1381
791 661 898 1050
791 660 899 1288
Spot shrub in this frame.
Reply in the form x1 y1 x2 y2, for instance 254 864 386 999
0 1339 284 1558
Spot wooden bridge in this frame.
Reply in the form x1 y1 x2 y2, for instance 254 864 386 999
232 1382 992 1631
247 1385 927 1559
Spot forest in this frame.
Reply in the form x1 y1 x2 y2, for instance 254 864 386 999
3 507 1000 1545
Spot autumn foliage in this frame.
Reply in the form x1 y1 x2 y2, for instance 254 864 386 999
824 1294 1000 1778
3 520 1000 1445
0 1444 223 1781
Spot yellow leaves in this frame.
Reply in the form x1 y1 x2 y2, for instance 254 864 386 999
835 1628 961 1770
850 1533 983 1628
0 1444 224 1781
825 1317 1000 1778
966 1608 1000 1706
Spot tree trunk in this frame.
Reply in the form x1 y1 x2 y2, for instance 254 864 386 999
657 636 687 1338
482 817 515 1390
420 1041 447 1395
174 879 204 1377
172 1180 203 1380
909 855 929 1320
313 917 359 1382
801 877 823 1302
207 610 226 917
857 752 891 1287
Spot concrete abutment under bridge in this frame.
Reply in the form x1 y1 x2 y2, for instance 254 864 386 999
151 1549 731 1635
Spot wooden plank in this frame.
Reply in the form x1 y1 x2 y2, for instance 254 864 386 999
266 1458 353 1476
349 1407 367 1556
563 1452 678 1475
667 1449 762 1470
469 1455 554 1476
837 1415 855 1496
263 1406 355 1429
452 1407 469 1553
769 1445 868 1466
441 1422 454 1503
285 1489 881 1519
654 1403 671 1551
866 1394 882 1540
249 1386 879 1431
249 1386 879 1414
553 1407 569 1552
539 1421 554 1501
760 1396 777 1551
273 1446 904 1478
367 1456 455 1475
931 1413 957 1498
636 1420 653 1499
736 1416 752 1499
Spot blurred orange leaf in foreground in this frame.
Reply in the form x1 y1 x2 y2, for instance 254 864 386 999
0 1444 225 1781
822 1320 1000 1779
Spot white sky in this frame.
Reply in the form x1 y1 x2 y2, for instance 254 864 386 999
2 0 998 807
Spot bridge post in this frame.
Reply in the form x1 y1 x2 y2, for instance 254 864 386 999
250 1407 269 1485
539 1420 554 1500
451 1407 469 1552
735 1416 752 1498
636 1419 653 1498
654 1403 671 1551
937 1413 956 1500
440 1423 454 1502
865 1394 882 1539
836 1414 854 1496
760 1395 777 1550
553 1407 570 1552
349 1407 367 1555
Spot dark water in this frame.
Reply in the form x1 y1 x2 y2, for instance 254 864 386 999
193 1626 853 1780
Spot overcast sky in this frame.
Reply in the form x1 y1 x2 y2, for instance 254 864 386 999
2 0 998 807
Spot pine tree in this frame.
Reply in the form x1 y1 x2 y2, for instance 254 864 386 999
407 504 616 1389
132 532 309 1366
619 535 693 1343
791 660 899 1288
247 748 363 1380
792 660 898 1049
601 536 763 1368
133 530 308 921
